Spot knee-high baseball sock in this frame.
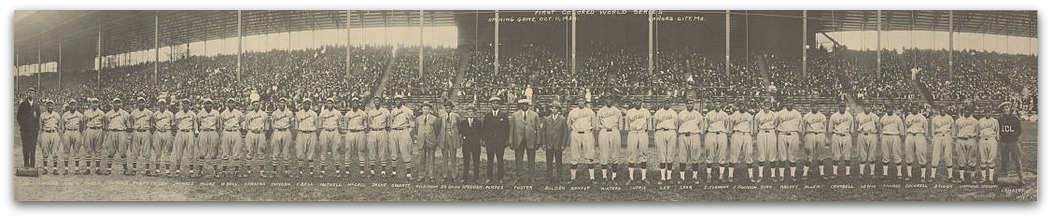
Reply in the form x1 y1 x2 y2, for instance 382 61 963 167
802 161 810 177
704 163 711 179
920 164 927 178
628 163 635 180
640 162 647 180
719 164 726 179
570 164 577 180
789 162 797 177
818 160 826 176
882 162 890 176
730 164 737 178
832 161 839 175
659 163 667 180
988 167 996 181
896 163 903 177
758 163 765 178
681 164 688 180
611 164 618 180
601 164 608 179
907 164 914 177
778 161 786 177
588 164 595 180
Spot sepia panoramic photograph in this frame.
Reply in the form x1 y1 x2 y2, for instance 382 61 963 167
12 10 1038 201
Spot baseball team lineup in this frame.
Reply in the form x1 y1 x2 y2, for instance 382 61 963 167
22 85 1027 188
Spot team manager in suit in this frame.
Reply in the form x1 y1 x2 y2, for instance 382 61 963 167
482 97 509 184
508 99 541 183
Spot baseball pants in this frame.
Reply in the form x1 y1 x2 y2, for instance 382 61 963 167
931 133 954 168
802 133 826 162
597 130 621 165
82 128 104 165
318 130 340 165
626 131 648 164
389 129 412 168
979 137 998 169
830 133 852 161
152 131 173 166
103 131 127 164
368 130 388 167
729 132 754 164
654 130 676 164
881 134 903 164
756 130 778 162
705 133 728 164
172 131 195 166
677 133 702 164
197 131 219 164
130 131 151 164
780 132 800 162
295 130 317 161
63 131 82 165
856 133 878 162
905 133 927 165
40 131 61 165
270 130 292 165
244 131 266 166
344 131 366 169
956 138 978 168
221 131 243 163
569 131 595 165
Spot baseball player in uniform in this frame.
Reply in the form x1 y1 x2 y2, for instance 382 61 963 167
389 95 415 179
625 97 651 184
596 96 623 182
776 101 802 181
172 99 196 177
977 108 999 184
879 105 905 178
103 98 130 175
219 99 245 177
652 98 678 185
196 98 221 177
567 97 597 184
678 99 704 184
728 103 755 182
929 105 955 181
438 101 462 182
704 101 730 182
801 102 827 178
61 99 84 175
82 98 105 174
39 99 61 175
828 102 854 178
269 98 294 177
318 98 341 177
151 98 174 176
294 98 319 178
855 103 880 177
243 100 267 177
954 107 979 183
128 97 153 176
905 103 930 181
755 101 778 182
343 97 368 177
367 98 390 177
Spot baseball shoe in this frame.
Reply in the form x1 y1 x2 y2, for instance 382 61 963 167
727 177 735 183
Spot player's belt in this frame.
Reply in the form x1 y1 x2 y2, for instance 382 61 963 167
709 131 725 134
155 129 169 132
982 137 991 141
225 129 239 132
779 132 795 135
760 129 773 133
324 128 337 132
604 129 615 132
657 128 673 131
66 128 80 131
87 126 102 130
372 128 387 131
391 127 406 131
909 132 924 136
275 128 289 131
576 131 587 134
680 133 696 137
179 129 192 132
958 137 972 140
882 133 899 135
734 132 750 135
835 133 848 136
629 130 647 133
43 130 57 133
200 129 215 131
109 128 125 131
250 130 264 134
807 131 823 134
136 129 150 132
300 130 315 133
347 129 364 132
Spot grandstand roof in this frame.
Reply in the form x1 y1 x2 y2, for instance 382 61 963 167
813 10 1037 38
14 10 456 57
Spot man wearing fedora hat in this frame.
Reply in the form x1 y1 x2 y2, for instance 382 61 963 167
482 96 509 184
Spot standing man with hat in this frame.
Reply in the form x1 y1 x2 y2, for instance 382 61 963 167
977 107 1000 184
754 100 778 182
17 87 41 172
596 96 623 183
509 98 541 184
151 98 174 176
39 99 61 175
678 98 704 184
929 104 956 181
103 97 130 175
219 98 245 177
775 100 802 181
482 96 510 184
129 97 153 175
704 100 730 182
879 103 905 179
269 98 295 177
61 99 85 175
438 101 462 182
728 102 755 182
172 99 196 177
243 99 267 177
367 97 390 177
856 101 881 178
625 97 652 184
389 95 415 180
652 97 678 184
541 102 569 184
828 102 854 178
414 102 440 182
196 98 221 177
954 106 980 183
567 96 596 184
318 98 341 177
801 101 827 179
459 105 484 183
905 102 931 181
997 102 1025 184
82 98 105 174
294 97 319 178
343 97 368 177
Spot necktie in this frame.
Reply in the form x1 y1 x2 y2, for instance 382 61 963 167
523 111 526 120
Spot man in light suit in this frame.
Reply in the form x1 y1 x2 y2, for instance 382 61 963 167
438 101 462 182
509 99 541 184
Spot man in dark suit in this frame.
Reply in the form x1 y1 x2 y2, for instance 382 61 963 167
482 97 509 184
459 106 483 183
541 103 569 183
17 87 41 169
509 99 541 184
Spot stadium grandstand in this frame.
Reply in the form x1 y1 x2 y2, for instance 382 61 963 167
13 10 1038 118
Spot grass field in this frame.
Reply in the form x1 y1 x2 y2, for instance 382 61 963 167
13 123 1038 201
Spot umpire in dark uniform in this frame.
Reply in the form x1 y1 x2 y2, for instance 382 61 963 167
997 102 1025 184
17 87 41 169
482 96 509 184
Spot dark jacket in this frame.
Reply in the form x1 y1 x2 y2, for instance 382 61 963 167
459 117 483 148
999 113 1022 143
17 100 40 131
482 109 509 148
